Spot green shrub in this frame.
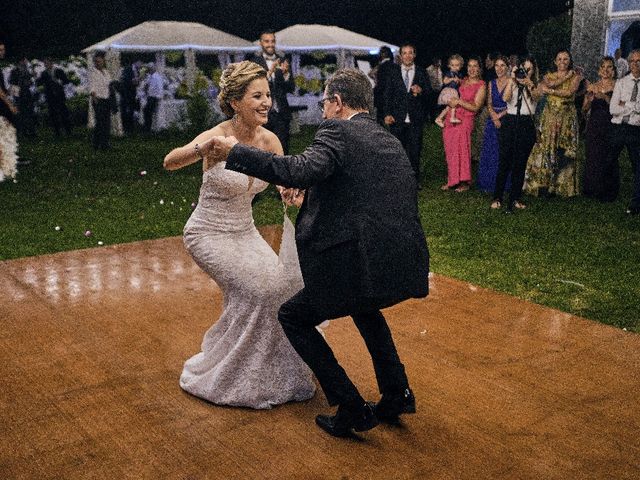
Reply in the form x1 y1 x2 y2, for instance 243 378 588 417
186 92 213 134
526 13 572 74
66 93 89 126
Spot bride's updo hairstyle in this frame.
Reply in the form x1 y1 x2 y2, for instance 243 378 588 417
218 61 268 117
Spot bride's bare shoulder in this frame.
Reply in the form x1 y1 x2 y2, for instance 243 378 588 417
259 127 284 155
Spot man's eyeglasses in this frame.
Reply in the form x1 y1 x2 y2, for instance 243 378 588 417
317 95 337 112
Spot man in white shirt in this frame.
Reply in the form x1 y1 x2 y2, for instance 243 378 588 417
426 56 443 122
89 52 113 150
143 65 164 133
609 49 640 214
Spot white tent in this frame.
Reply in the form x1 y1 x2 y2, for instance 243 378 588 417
82 21 257 133
82 21 256 84
267 24 398 73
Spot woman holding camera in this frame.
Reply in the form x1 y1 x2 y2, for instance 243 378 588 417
524 49 582 197
491 56 541 211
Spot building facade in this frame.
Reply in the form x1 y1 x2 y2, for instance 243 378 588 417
572 0 640 79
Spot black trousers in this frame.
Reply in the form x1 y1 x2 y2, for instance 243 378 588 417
390 121 424 181
92 99 111 149
143 97 159 133
47 98 71 136
609 123 640 209
120 95 137 135
494 114 536 205
278 288 409 407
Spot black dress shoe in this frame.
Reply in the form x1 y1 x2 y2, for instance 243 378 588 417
315 402 379 437
373 388 416 424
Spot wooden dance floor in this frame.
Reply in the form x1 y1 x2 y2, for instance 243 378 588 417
1 227 639 479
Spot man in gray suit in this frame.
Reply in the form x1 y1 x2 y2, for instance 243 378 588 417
206 69 429 438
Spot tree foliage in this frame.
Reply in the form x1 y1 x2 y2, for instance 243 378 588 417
526 12 573 74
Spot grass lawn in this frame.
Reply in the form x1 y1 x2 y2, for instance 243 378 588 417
1 124 639 332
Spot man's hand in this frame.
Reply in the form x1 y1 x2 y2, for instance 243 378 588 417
200 135 239 164
384 115 396 125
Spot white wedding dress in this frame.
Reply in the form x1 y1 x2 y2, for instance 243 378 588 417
180 162 315 409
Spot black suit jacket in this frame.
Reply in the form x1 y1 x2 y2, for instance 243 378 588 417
226 113 429 306
249 53 295 119
36 68 69 104
384 64 430 126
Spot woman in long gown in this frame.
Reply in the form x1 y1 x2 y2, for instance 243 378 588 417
441 56 487 192
524 49 582 197
582 57 618 201
163 61 315 409
477 55 510 193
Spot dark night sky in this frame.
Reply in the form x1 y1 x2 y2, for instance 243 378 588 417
2 0 571 64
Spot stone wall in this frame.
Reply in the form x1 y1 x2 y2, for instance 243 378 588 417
571 0 608 80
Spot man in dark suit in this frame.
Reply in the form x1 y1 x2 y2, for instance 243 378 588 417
36 58 71 136
119 60 140 135
384 43 430 184
249 30 295 153
370 46 395 125
207 69 429 438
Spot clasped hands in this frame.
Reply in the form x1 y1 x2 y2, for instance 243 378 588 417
198 135 239 163
277 186 304 208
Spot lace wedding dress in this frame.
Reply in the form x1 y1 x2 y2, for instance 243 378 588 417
180 162 315 409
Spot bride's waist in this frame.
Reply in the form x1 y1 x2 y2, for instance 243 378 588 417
184 204 255 234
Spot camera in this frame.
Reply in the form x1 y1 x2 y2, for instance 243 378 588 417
515 65 529 80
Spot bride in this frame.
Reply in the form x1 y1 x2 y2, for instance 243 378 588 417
163 61 315 408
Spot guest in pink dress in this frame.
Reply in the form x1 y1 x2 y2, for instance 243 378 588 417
442 56 487 192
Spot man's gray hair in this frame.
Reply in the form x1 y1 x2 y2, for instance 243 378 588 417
325 68 373 112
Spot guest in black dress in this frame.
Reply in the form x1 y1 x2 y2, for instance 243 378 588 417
582 57 618 201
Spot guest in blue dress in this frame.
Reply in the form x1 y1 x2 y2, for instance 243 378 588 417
477 55 510 192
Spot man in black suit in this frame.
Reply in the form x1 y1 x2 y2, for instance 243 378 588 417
207 69 429 438
37 58 71 136
384 43 430 184
370 46 394 125
249 30 295 153
119 60 140 135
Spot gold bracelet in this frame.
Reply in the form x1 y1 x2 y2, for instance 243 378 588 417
194 143 204 161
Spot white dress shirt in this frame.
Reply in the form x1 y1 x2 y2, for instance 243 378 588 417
426 64 443 91
146 71 164 99
89 67 111 99
610 73 640 126
402 64 415 123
